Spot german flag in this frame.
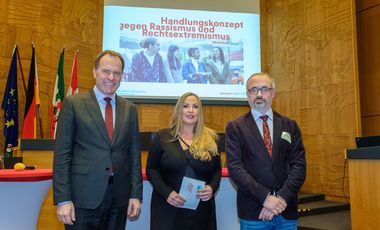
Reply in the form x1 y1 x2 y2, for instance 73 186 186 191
21 44 40 138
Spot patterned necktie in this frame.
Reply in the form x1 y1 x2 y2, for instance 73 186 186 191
260 115 272 157
104 97 113 140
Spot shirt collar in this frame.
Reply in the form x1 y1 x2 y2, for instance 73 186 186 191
93 86 116 103
191 57 199 64
251 108 273 121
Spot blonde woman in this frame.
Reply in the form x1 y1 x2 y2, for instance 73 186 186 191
147 92 221 230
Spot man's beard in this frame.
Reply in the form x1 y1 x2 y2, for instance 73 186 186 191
253 99 266 109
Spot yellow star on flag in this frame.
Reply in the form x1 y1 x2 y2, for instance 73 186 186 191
5 119 15 128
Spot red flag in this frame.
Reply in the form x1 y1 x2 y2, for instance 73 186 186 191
67 50 78 96
50 48 65 138
21 44 40 138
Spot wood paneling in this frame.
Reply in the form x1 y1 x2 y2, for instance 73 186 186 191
361 115 380 136
0 0 361 229
348 159 380 229
356 1 380 136
137 103 249 133
357 4 380 116
261 0 359 199
356 0 380 12
0 0 103 145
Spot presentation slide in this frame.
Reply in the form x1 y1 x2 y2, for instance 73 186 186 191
103 6 260 102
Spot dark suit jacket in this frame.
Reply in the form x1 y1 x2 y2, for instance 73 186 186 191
53 90 142 209
146 128 221 230
226 111 306 220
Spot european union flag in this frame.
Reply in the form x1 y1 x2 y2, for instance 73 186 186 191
2 46 19 149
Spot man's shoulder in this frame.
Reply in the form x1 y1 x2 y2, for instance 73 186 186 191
64 91 91 102
183 60 191 66
133 51 143 58
229 111 251 124
116 95 137 108
273 111 299 127
157 53 164 61
273 110 294 122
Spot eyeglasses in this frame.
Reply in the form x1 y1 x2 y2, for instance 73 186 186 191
247 87 273 95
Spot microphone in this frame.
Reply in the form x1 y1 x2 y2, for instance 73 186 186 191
14 163 37 171
25 164 37 170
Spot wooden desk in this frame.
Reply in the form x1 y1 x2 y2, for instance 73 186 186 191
346 147 380 230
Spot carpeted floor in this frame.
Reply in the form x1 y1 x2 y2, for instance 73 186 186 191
298 210 351 230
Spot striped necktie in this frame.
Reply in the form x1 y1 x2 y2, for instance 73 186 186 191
260 115 272 157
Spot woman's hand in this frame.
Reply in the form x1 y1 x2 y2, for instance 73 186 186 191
196 185 213 201
167 191 186 207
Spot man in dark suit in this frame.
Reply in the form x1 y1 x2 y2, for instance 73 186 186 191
53 50 142 229
226 72 306 229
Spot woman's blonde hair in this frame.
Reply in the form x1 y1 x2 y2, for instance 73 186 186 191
169 92 219 161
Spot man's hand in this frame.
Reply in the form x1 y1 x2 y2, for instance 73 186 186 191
127 198 141 218
258 207 275 220
57 202 75 225
263 195 287 215
167 191 186 207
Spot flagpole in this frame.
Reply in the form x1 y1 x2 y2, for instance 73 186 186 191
51 47 65 138
67 49 79 96
15 46 27 94
2 45 20 150
33 42 44 138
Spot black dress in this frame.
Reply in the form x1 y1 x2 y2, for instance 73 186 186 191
146 128 221 230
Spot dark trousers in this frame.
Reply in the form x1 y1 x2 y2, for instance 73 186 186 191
65 183 127 230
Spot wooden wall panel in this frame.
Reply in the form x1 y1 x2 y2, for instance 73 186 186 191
260 0 360 199
0 0 362 229
361 116 380 136
137 103 250 133
0 0 103 146
357 5 380 116
0 1 249 228
348 159 380 229
0 0 250 146
356 0 380 12
356 2 380 136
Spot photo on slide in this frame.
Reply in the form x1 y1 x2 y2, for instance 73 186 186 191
103 5 260 102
